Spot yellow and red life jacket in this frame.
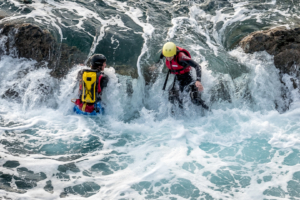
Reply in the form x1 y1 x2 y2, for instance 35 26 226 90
76 69 104 112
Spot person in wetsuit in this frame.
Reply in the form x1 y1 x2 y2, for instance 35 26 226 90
160 42 209 110
77 54 109 101
75 54 109 114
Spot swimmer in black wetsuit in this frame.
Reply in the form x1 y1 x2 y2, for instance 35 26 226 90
159 42 209 110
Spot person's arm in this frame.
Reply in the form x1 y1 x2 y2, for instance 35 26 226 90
100 74 109 90
178 52 201 81
178 53 203 91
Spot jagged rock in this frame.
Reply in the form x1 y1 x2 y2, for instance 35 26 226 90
0 23 142 81
274 48 300 76
0 23 87 78
1 88 20 101
114 65 138 79
240 26 300 76
86 57 138 79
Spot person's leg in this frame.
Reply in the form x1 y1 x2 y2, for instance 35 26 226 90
168 78 184 109
189 85 209 110
168 86 181 105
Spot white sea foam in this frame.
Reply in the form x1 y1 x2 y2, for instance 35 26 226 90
1 0 300 199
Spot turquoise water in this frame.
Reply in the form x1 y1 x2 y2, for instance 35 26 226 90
1 0 300 199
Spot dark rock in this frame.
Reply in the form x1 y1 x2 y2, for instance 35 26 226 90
86 57 138 79
0 173 13 185
112 65 138 79
2 87 21 101
274 49 300 76
0 23 87 78
240 26 300 76
290 78 298 89
3 160 20 168
0 22 141 85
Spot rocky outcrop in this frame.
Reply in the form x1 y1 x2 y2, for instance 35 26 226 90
0 23 87 78
240 26 300 76
110 65 138 79
0 23 140 79
240 26 300 112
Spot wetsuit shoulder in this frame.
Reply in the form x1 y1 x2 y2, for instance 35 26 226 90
177 53 202 82
177 52 191 62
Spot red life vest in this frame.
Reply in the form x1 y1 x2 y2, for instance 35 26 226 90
165 47 192 75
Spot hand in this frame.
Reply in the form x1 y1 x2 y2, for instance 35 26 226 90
195 81 203 92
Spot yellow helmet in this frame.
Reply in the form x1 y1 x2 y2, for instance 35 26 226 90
162 42 177 57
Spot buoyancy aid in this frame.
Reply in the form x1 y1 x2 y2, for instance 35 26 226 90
75 69 104 113
165 47 192 75
79 69 104 102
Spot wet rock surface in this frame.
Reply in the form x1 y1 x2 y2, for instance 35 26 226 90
110 65 138 79
0 22 140 80
0 23 87 78
240 26 300 76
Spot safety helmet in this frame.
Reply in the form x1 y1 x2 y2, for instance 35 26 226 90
91 54 107 68
162 42 177 57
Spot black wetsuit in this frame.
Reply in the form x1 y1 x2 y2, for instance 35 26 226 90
166 52 209 109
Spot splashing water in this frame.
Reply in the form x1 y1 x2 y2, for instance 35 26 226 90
1 0 300 199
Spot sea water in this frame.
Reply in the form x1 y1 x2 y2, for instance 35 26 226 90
0 0 300 199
